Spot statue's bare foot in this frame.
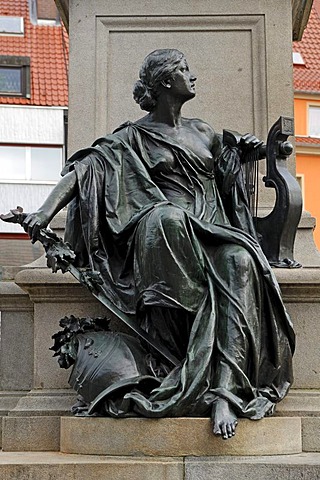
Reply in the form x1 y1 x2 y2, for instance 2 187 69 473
211 398 238 439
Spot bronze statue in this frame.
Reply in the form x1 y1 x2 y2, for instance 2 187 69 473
4 50 295 439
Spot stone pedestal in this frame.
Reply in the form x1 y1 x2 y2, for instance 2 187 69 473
0 264 319 456
0 2 319 475
295 211 320 267
0 282 33 448
60 417 302 456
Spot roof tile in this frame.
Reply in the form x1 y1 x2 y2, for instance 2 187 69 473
0 0 68 106
295 136 320 145
293 6 320 93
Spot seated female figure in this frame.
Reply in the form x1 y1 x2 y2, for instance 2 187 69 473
23 49 294 439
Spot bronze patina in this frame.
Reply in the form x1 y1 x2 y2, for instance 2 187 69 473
1 50 297 440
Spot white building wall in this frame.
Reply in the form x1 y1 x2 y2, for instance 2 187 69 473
0 105 65 145
0 105 65 234
0 183 59 234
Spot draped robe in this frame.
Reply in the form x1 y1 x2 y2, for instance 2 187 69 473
62 121 295 419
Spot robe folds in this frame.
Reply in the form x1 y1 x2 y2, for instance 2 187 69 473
62 121 295 419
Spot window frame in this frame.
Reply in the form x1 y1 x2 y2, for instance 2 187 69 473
29 0 61 26
0 144 63 184
295 173 305 208
292 52 305 65
307 103 320 138
0 56 30 98
0 16 24 35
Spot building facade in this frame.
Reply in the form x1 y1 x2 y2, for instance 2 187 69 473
294 0 320 250
0 0 68 267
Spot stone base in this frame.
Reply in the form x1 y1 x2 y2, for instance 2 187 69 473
0 452 320 480
185 453 320 480
2 416 61 452
0 452 183 480
277 389 320 416
2 390 320 454
294 211 320 267
8 389 76 417
0 391 26 417
1 389 76 452
60 416 302 457
0 390 28 449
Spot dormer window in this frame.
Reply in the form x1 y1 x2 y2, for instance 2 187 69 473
29 0 60 26
0 56 30 98
293 52 305 65
0 16 24 35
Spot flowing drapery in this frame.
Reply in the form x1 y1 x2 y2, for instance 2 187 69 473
62 122 294 418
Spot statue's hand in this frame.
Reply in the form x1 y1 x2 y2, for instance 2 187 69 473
239 133 264 162
22 210 50 243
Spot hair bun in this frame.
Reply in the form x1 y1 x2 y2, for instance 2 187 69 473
133 79 156 112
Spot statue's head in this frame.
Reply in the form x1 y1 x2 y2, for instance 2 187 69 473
133 49 185 112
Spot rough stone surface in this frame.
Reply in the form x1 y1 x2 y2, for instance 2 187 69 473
275 268 320 389
15 268 110 390
68 1 293 163
2 416 60 452
60 416 301 456
0 391 27 416
0 392 25 447
9 389 76 416
0 452 183 480
277 389 320 417
294 211 320 267
185 453 320 480
0 282 33 392
0 452 320 480
302 417 320 452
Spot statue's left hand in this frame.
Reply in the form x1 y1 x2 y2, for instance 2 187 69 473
22 210 50 243
239 133 263 156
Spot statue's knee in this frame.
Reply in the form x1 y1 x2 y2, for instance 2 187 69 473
148 205 186 231
228 246 253 271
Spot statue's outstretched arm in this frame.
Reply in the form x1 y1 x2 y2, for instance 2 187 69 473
23 170 78 242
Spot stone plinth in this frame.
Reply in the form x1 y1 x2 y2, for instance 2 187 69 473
0 281 33 448
60 417 302 457
185 453 320 480
1 452 320 480
294 212 320 267
0 265 318 453
2 416 61 452
0 282 33 394
14 268 113 393
275 268 320 389
0 452 184 480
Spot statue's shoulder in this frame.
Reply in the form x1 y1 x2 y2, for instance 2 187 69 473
184 118 221 154
112 121 133 134
186 117 213 132
112 120 147 142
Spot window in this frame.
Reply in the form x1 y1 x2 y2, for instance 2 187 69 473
29 0 60 26
0 68 21 94
296 174 305 206
0 16 24 35
0 56 30 98
309 106 320 137
0 146 62 183
37 0 60 23
292 52 305 65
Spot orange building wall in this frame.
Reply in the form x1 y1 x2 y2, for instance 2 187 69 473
294 99 307 135
296 154 320 249
294 97 320 249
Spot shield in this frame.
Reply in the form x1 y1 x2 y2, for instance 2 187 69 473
69 331 160 406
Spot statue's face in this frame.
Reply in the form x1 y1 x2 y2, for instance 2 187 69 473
169 58 197 100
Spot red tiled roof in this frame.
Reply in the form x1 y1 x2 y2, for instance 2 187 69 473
295 136 320 145
0 0 68 106
293 4 320 93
